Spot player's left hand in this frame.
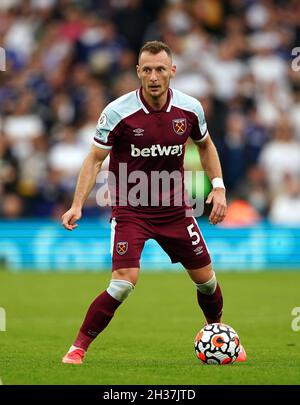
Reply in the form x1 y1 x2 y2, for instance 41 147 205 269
206 188 227 225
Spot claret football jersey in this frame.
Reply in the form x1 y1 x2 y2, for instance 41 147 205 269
94 88 208 217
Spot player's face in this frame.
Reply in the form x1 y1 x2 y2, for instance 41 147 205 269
137 51 176 103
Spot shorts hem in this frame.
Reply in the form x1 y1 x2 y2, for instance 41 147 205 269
112 259 140 270
181 255 211 270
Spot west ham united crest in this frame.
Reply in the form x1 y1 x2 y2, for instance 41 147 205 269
172 118 187 135
116 241 128 255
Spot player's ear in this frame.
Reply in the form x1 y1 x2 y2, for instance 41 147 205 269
170 65 176 78
136 64 141 79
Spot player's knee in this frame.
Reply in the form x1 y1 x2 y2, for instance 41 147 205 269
195 272 217 295
107 279 134 302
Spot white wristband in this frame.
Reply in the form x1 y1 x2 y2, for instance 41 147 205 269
211 177 225 190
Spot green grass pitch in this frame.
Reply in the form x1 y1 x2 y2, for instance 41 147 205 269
0 270 299 385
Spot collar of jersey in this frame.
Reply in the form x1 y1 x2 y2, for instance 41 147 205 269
137 87 173 114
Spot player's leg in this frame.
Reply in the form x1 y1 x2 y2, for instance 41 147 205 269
187 264 246 361
62 217 149 364
75 267 139 349
183 225 246 361
155 215 245 361
185 263 223 324
62 268 138 364
154 215 223 324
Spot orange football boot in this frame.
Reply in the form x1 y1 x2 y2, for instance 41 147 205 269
62 348 85 364
236 345 247 362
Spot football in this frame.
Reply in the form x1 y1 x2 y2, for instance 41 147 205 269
194 323 241 365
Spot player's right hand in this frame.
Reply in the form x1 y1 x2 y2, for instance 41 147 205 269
62 207 82 231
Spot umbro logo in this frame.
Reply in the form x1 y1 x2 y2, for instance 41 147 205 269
133 128 144 136
193 246 203 255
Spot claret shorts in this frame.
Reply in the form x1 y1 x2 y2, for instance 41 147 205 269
110 213 211 270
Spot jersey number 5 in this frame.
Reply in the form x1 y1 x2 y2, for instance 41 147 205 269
187 223 200 245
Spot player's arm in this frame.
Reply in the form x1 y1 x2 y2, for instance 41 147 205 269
196 133 227 225
62 145 110 230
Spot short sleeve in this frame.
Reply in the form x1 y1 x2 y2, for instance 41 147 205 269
189 101 208 143
94 106 120 150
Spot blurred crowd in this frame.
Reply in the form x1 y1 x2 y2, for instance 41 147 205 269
1 0 300 225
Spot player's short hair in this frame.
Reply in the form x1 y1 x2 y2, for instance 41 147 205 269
138 41 172 62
